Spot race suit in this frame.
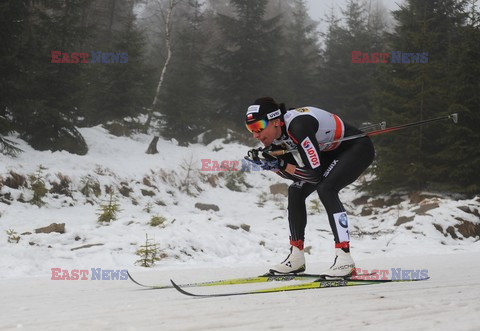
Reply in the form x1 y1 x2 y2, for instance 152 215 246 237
271 107 375 246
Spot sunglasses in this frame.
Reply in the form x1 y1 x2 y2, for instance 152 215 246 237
246 119 268 133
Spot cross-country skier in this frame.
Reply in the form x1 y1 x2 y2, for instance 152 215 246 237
244 97 375 277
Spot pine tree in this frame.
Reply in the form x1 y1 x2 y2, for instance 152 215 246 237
135 234 162 267
82 11 153 126
0 0 29 114
10 0 91 154
370 0 475 194
280 0 321 106
318 5 343 112
29 165 48 207
97 192 121 223
433 1 480 194
211 0 283 129
319 0 385 125
0 1 35 155
0 113 22 156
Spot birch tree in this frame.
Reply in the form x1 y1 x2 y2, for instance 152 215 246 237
145 0 182 137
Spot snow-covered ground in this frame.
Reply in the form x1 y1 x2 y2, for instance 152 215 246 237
1 253 479 330
1 126 479 330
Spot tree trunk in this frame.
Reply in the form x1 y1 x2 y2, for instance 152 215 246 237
144 0 180 131
146 136 159 154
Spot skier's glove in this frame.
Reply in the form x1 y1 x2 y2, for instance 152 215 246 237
246 148 262 162
244 148 276 170
261 151 287 171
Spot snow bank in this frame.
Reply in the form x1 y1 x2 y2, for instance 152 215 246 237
1 126 479 280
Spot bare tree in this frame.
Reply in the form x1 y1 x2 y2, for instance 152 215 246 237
145 0 182 143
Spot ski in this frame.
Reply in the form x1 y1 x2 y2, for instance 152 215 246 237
127 270 377 290
170 277 430 298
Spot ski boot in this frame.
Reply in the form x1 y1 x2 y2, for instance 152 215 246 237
320 248 356 279
269 246 306 274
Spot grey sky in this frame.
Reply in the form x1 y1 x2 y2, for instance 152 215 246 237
305 0 401 19
305 0 479 23
304 0 400 32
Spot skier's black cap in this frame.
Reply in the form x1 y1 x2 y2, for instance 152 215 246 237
245 97 282 124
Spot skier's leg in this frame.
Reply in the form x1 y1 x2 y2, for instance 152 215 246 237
287 181 318 245
317 137 375 277
270 181 317 274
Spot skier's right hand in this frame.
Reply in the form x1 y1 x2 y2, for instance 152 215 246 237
244 148 276 170
246 148 262 162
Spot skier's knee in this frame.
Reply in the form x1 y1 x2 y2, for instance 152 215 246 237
316 184 336 203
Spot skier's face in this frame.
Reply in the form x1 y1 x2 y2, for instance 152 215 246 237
251 119 281 147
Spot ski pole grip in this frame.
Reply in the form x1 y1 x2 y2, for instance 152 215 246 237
450 113 458 124
269 150 289 157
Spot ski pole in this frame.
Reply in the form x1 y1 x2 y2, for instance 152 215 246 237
268 121 386 156
269 113 458 156
331 113 458 145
